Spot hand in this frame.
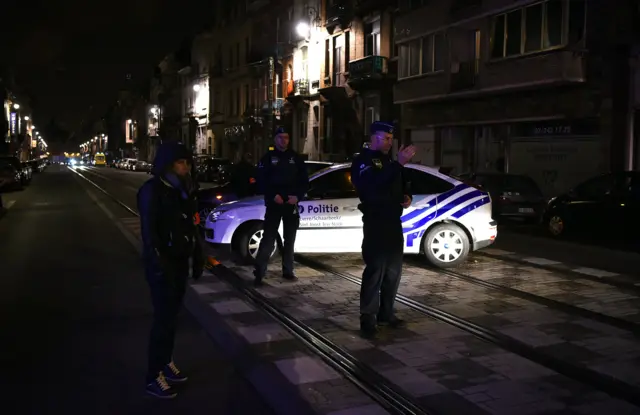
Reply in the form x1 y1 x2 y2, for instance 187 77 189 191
287 195 298 205
274 194 284 204
397 145 417 166
401 195 412 209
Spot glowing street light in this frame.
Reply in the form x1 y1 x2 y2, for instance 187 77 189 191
13 103 20 109
296 22 310 38
193 84 201 92
24 116 29 121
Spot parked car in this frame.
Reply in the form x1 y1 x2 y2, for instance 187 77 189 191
0 163 22 191
196 157 232 183
204 163 497 268
0 156 30 187
544 171 640 242
457 172 545 223
135 160 153 172
196 161 333 228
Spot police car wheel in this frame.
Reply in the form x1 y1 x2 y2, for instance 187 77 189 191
423 223 470 268
237 222 278 263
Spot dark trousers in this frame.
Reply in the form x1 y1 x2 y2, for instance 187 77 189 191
144 257 189 382
255 204 300 277
360 220 404 322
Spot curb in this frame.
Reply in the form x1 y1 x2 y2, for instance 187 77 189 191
476 249 640 288
184 278 321 415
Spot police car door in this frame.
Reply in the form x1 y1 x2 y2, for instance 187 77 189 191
400 167 455 254
295 166 363 253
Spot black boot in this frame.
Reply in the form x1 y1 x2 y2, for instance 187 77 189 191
360 314 378 339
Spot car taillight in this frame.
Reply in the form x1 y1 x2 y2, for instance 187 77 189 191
216 194 223 200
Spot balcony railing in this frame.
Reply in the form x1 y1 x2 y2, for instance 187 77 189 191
293 79 310 95
326 1 353 29
450 60 478 92
261 98 285 114
348 55 388 81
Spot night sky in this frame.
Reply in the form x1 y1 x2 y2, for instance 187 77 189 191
2 0 212 137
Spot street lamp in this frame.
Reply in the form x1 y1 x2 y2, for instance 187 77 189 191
193 84 201 92
296 22 310 38
24 116 29 121
13 103 20 109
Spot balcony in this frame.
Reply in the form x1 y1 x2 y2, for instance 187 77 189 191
394 50 587 105
293 79 310 96
348 56 389 89
354 0 397 16
325 1 353 35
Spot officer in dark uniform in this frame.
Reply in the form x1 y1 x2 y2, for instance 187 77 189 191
253 127 309 286
350 121 416 338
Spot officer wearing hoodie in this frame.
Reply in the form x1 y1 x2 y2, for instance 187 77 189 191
253 127 309 286
351 122 416 339
137 141 204 399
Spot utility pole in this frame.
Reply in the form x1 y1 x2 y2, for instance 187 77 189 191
266 56 275 146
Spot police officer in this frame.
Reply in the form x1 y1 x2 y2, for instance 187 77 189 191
351 122 416 338
253 127 309 286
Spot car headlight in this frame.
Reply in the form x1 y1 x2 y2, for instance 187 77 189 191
208 209 227 222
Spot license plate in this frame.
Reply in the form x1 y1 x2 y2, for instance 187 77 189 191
518 208 534 213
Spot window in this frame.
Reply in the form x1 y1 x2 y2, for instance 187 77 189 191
365 20 380 56
333 35 344 86
228 48 233 68
307 168 356 199
324 39 330 80
399 32 445 79
301 46 309 79
228 91 233 115
207 137 213 155
574 174 615 199
391 15 398 58
405 169 455 194
236 88 240 115
491 0 583 59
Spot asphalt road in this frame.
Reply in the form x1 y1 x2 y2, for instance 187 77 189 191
0 165 273 414
73 165 640 277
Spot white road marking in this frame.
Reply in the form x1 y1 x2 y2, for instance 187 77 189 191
572 267 619 278
522 257 562 266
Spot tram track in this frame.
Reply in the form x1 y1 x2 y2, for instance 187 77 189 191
70 166 640 410
295 254 640 408
68 166 436 415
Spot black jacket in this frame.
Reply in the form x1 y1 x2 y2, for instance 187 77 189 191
350 148 411 221
137 142 203 262
256 148 309 205
230 160 257 198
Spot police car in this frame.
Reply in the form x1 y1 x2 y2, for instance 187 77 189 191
204 163 497 268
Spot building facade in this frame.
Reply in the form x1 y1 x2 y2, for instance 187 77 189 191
394 0 638 196
286 0 398 161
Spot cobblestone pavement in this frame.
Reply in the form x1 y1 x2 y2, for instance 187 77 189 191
193 250 640 415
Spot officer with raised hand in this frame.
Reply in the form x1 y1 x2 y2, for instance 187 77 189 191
253 127 309 286
351 121 416 338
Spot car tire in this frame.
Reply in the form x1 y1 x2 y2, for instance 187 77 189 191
236 222 278 264
422 223 470 268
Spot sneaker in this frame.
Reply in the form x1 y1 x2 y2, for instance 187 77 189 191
163 361 188 384
146 372 177 399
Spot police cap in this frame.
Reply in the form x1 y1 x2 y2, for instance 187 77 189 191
370 121 394 135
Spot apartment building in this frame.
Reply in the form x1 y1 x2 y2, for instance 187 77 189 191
286 0 398 160
394 0 638 196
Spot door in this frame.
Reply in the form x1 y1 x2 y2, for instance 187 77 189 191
295 167 362 252
401 167 456 253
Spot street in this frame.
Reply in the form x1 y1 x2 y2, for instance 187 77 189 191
0 165 273 414
9 164 640 414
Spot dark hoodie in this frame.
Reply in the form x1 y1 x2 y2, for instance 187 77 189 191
137 142 201 261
